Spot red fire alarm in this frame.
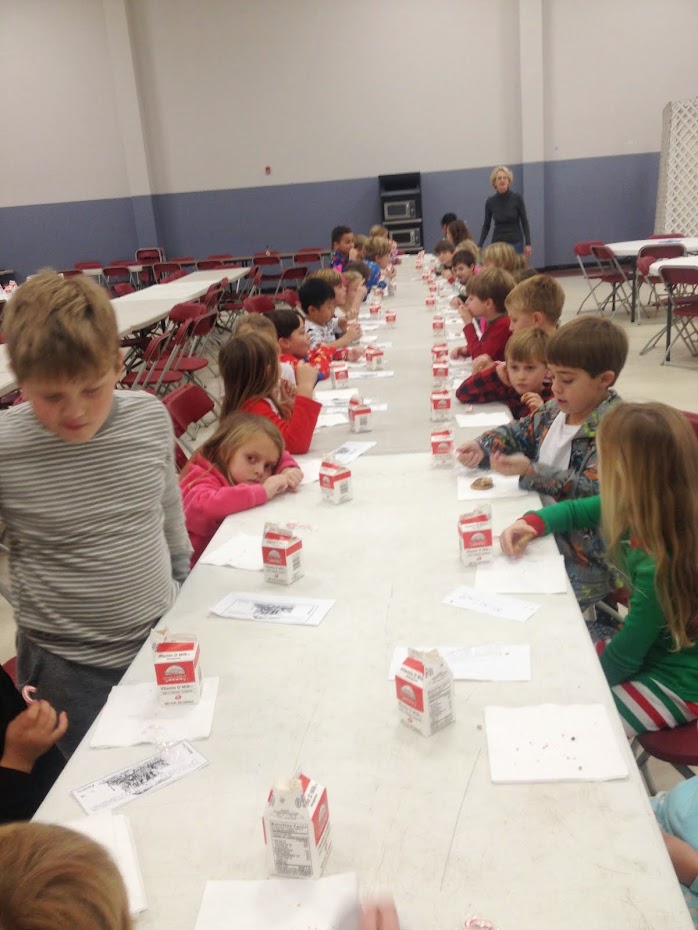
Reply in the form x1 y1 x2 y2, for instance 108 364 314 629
265 166 271 175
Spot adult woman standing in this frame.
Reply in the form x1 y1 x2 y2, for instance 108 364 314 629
478 166 531 258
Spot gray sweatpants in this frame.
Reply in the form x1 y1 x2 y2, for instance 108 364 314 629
16 631 128 759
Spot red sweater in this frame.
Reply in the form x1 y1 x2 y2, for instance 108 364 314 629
242 395 321 455
463 313 511 361
456 365 554 418
180 450 298 564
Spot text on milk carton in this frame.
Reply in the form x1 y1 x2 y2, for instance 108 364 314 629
262 774 331 878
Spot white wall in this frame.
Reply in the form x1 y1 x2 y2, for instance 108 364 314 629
542 0 698 161
3 0 698 208
128 0 522 193
0 0 131 206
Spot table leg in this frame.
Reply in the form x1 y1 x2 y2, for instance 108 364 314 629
630 261 638 323
664 286 674 363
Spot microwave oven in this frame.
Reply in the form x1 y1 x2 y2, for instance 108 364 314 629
383 199 418 222
391 226 422 248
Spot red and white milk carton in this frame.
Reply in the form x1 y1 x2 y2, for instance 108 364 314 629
395 649 455 737
365 346 384 370
330 361 349 388
385 308 397 327
262 773 331 878
319 458 353 504
432 315 445 336
431 342 448 360
432 359 449 385
369 301 382 319
428 281 438 295
430 389 451 422
153 634 203 706
425 295 435 310
262 522 304 584
431 428 454 467
421 269 430 281
348 402 372 432
458 506 493 565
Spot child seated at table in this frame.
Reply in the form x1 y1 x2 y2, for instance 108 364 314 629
233 311 297 387
446 218 473 250
440 211 457 236
481 241 519 273
653 776 698 926
363 236 394 289
180 412 301 565
433 239 455 276
450 267 516 365
458 316 628 616
369 225 400 264
341 269 367 321
500 402 698 734
353 234 367 262
467 272 564 375
457 328 552 418
266 308 333 380
449 248 480 306
330 225 355 272
0 271 191 757
0 822 133 930
219 332 321 455
0 666 66 824
300 278 362 356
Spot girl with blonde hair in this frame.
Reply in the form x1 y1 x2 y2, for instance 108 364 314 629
218 333 320 455
481 241 520 273
500 402 698 735
179 411 301 565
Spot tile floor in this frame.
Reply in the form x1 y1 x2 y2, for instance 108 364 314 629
0 272 695 790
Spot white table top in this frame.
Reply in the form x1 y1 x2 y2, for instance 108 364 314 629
33 258 692 930
183 268 248 285
607 236 698 258
649 255 698 276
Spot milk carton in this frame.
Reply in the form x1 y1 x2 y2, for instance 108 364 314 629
395 649 455 737
262 522 304 584
432 359 449 385
428 282 438 295
369 301 382 319
425 295 435 310
319 458 353 504
458 506 493 565
263 773 331 878
431 428 454 467
348 402 372 432
365 346 384 370
330 361 349 388
153 634 203 706
385 308 397 327
431 342 448 360
430 389 451 422
432 315 445 336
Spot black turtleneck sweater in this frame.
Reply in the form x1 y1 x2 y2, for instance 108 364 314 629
478 190 531 247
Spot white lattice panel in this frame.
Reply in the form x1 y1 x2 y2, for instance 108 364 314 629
655 97 698 237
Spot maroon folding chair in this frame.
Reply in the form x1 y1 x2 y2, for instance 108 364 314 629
102 265 132 294
573 241 607 314
161 270 188 283
253 252 283 291
243 295 275 314
635 724 698 795
659 265 698 365
74 260 102 271
196 259 225 270
273 288 301 309
119 332 183 394
589 244 632 317
293 250 322 270
163 383 216 460
60 268 83 279
274 265 308 294
152 262 182 284
113 282 136 297
135 247 165 262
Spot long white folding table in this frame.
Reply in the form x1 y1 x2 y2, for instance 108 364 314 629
34 257 692 930
607 236 698 323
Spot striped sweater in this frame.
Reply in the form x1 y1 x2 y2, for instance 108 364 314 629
0 392 192 668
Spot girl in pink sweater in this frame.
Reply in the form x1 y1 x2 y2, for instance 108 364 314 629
179 413 302 565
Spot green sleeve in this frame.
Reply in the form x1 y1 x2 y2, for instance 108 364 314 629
531 495 602 535
599 553 665 686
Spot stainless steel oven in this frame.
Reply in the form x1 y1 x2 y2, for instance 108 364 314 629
383 199 418 222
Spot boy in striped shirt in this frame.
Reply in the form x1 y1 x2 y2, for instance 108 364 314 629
1 271 191 757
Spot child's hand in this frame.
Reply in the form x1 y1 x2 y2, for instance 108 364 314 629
450 346 469 360
347 347 364 362
1 701 68 773
263 474 290 499
337 317 349 333
495 362 511 386
280 466 303 491
472 354 493 375
449 296 461 309
349 247 358 262
456 441 485 468
295 362 319 397
347 322 362 342
521 391 544 412
500 519 538 558
490 450 532 476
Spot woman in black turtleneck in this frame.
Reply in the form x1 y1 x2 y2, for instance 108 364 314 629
478 165 531 258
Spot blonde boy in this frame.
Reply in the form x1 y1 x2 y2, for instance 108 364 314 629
363 235 394 288
471 272 564 375
1 271 191 756
456 328 552 419
457 316 629 610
